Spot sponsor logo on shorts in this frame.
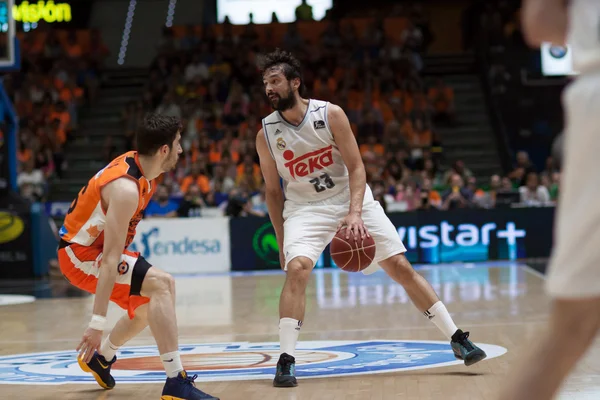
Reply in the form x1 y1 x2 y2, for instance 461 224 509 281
282 146 334 179
0 340 506 384
117 260 129 275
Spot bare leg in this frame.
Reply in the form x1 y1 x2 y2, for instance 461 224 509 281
498 297 600 400
140 267 178 354
274 256 313 387
279 256 313 320
105 304 149 349
379 254 440 312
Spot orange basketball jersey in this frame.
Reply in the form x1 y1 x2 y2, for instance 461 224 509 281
59 151 156 250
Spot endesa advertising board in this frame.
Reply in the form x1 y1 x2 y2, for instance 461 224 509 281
128 217 230 274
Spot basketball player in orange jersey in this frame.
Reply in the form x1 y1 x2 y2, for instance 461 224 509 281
499 1 600 399
57 114 219 400
255 49 487 388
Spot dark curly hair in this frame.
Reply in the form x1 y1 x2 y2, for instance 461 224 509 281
257 48 306 95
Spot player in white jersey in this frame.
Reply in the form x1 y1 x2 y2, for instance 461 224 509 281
254 49 487 388
499 1 600 399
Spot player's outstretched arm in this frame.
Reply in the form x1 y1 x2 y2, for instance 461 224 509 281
328 104 369 239
522 0 567 47
77 177 139 362
256 129 286 267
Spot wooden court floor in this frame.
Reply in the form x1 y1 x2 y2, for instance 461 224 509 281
1 262 600 400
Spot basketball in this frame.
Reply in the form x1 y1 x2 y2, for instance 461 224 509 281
330 227 376 272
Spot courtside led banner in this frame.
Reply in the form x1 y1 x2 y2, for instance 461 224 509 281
230 208 555 271
13 1 71 23
128 217 231 274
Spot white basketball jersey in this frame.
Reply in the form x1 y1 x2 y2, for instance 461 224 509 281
568 0 600 74
262 99 349 203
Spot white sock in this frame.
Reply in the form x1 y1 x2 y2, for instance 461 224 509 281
99 336 120 361
424 301 459 340
161 351 184 378
279 318 301 357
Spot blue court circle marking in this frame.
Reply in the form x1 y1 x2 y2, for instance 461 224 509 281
0 340 507 385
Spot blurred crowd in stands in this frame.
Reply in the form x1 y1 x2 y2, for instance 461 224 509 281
8 0 559 217
8 27 109 203
135 3 557 218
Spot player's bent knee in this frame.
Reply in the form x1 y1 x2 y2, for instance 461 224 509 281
286 256 313 278
140 267 176 297
380 254 416 284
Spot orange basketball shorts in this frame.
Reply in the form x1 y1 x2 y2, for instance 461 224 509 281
57 240 151 319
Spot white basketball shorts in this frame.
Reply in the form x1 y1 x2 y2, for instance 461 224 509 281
282 185 406 274
546 73 600 298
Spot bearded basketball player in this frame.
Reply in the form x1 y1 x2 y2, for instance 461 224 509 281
255 49 487 388
58 114 219 400
500 1 600 399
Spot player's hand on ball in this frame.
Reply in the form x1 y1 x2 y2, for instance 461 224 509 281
77 327 103 363
338 212 370 240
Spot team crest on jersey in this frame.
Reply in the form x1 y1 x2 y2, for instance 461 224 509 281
0 340 506 385
314 120 326 130
276 137 286 150
283 145 334 178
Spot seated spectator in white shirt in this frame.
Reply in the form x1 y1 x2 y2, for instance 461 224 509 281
18 158 45 201
519 171 551 207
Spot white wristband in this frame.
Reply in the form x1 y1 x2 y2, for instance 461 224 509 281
88 314 106 331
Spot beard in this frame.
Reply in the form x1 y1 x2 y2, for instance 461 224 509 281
162 151 180 172
269 87 296 111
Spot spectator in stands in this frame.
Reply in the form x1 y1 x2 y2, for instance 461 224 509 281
519 171 551 207
428 79 455 125
509 150 536 187
549 172 560 202
541 155 559 178
224 188 248 217
295 0 314 21
177 183 205 218
441 174 473 210
156 93 181 118
18 158 45 202
251 187 268 216
145 185 179 218
180 162 210 195
184 53 209 82
474 174 502 209
443 160 473 185
211 163 235 194
418 177 442 210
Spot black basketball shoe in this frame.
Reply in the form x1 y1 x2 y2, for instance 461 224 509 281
78 351 116 389
273 353 297 387
451 329 487 366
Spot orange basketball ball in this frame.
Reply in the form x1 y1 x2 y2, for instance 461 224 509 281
330 227 376 272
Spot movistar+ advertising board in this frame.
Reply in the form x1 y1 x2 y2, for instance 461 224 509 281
229 207 555 270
